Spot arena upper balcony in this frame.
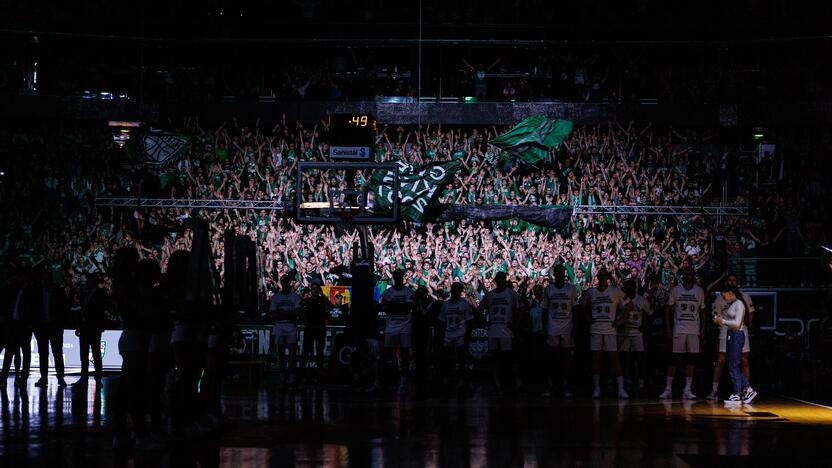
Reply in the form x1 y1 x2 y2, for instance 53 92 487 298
4 92 832 130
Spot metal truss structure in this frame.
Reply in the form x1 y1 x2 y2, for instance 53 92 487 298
96 199 748 217
95 198 289 211
572 204 747 216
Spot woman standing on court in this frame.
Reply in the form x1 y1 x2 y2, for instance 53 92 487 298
712 283 757 405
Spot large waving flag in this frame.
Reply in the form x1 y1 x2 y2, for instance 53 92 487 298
490 116 573 165
127 130 192 172
368 160 464 222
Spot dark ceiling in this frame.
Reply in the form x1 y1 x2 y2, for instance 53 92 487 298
1 0 831 43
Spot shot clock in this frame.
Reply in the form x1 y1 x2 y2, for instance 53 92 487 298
345 115 371 127
328 113 376 161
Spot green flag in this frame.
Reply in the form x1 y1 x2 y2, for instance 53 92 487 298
127 130 192 173
369 160 464 222
490 115 573 165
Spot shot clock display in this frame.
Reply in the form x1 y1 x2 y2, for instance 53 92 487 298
346 115 371 127
328 113 376 161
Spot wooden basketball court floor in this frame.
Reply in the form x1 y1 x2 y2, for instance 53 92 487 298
1 376 831 467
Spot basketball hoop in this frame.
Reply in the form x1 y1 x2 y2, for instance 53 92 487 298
333 208 372 260
295 162 399 225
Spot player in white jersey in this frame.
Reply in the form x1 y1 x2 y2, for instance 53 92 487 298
581 268 628 399
659 269 706 400
380 269 415 393
541 265 578 397
616 279 653 396
438 282 474 387
706 273 754 400
479 272 520 394
270 274 302 383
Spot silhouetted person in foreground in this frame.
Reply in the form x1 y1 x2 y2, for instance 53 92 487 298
34 270 68 388
112 247 159 450
2 269 35 388
299 280 331 383
0 272 17 387
170 249 208 439
76 274 107 382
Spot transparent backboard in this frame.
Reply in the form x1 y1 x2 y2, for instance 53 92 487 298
295 162 399 224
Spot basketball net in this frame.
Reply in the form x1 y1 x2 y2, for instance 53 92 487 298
333 208 370 259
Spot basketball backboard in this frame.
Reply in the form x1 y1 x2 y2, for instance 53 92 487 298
295 161 399 225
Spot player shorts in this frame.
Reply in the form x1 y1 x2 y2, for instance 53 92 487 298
547 334 574 348
207 334 224 349
273 323 298 346
170 324 198 345
489 337 513 352
718 329 750 353
384 330 412 348
119 330 150 353
443 335 466 348
618 335 645 352
365 338 381 355
672 333 700 354
149 331 171 353
590 334 617 352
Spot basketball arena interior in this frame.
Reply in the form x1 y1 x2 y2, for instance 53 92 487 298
1 1 832 467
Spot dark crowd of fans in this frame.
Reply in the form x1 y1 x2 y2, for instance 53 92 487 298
0 117 826 298
0 116 831 448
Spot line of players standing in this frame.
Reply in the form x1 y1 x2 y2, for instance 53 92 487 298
269 265 757 403
0 269 109 390
1 247 232 450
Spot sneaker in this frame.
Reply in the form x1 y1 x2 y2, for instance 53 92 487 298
742 388 757 404
724 394 742 405
72 377 88 388
705 390 718 400
34 379 47 388
683 389 697 400
618 389 630 400
592 387 601 399
658 388 672 400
